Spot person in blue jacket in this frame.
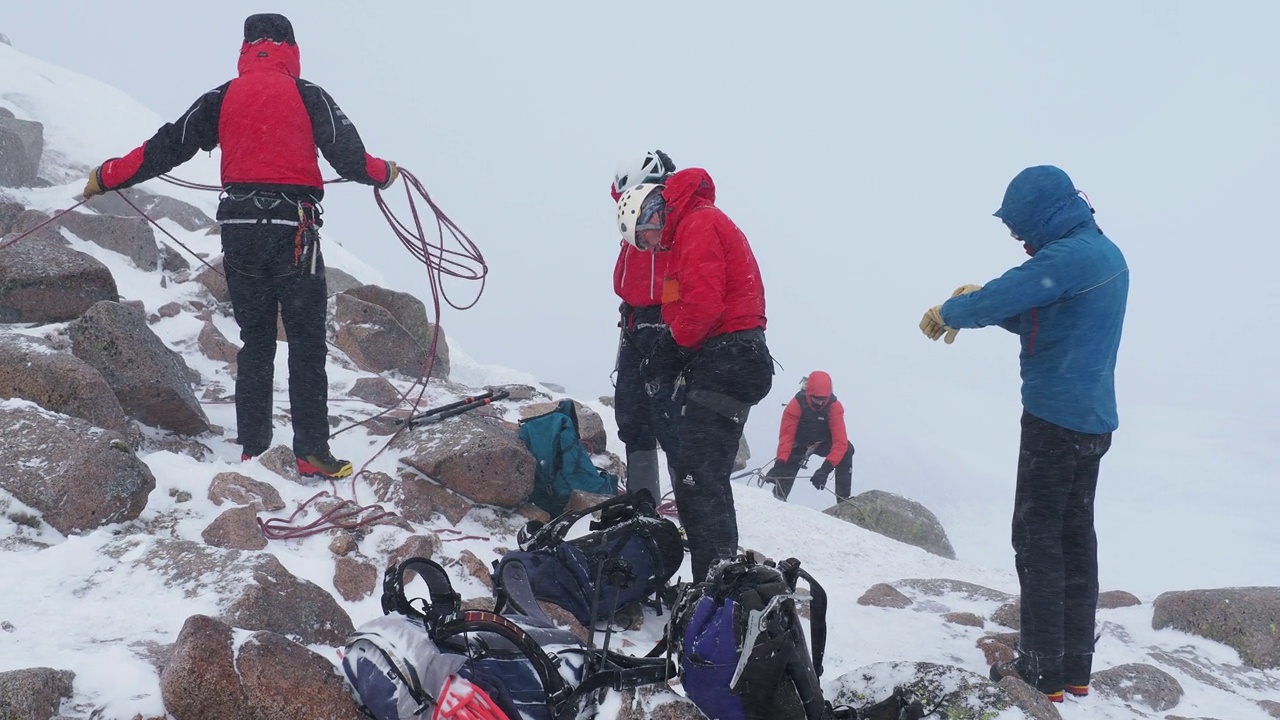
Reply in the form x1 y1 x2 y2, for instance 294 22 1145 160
920 165 1128 703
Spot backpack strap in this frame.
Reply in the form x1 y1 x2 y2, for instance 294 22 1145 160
522 492 652 552
380 557 462 629
433 610 572 718
797 567 828 677
775 558 828 677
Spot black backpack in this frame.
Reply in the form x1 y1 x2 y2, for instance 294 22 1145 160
344 557 671 720
493 491 685 628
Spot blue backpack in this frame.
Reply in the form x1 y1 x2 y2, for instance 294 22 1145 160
669 553 832 720
493 492 685 628
518 399 618 516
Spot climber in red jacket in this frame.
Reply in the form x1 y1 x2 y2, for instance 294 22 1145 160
610 150 678 504
765 371 855 502
616 167 773 582
81 13 398 479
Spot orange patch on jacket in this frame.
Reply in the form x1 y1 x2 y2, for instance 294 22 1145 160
662 277 680 303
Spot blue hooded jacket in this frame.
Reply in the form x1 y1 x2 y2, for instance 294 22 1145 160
941 166 1128 434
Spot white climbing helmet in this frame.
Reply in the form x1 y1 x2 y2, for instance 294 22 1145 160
612 150 675 196
616 183 667 250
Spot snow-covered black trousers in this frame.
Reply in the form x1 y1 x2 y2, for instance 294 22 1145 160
615 305 680 455
669 329 773 582
1013 411 1112 688
222 220 331 458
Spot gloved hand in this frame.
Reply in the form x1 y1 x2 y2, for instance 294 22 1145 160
640 330 688 386
763 464 786 484
920 305 959 344
951 284 982 297
380 161 400 190
811 461 833 490
82 166 106 198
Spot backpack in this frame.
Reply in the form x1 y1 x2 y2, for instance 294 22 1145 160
492 491 685 628
668 554 926 720
518 399 619 516
668 553 830 720
343 557 671 720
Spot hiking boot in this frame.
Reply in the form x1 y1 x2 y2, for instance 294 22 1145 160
297 450 353 479
1063 653 1092 697
989 653 1064 702
241 446 266 462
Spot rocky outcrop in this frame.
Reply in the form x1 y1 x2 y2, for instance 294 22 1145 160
1152 587 1280 669
0 235 118 323
0 107 43 187
368 470 475 525
0 402 154 534
341 284 448 377
208 471 285 512
55 211 158 270
390 413 535 508
825 490 956 559
69 300 210 435
84 186 214 231
857 583 913 609
828 661 1055 720
202 506 267 551
160 615 361 720
0 667 75 720
332 292 446 379
1091 662 1184 712
0 333 129 434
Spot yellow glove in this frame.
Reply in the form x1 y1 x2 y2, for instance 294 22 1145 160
82 166 105 198
380 160 399 190
920 305 959 343
951 284 982 298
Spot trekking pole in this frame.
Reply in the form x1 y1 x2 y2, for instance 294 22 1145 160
396 390 509 429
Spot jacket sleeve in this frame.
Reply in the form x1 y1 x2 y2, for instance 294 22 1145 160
776 398 801 462
667 212 727 348
297 80 391 186
614 244 628 300
940 249 1074 330
825 401 850 465
99 85 226 190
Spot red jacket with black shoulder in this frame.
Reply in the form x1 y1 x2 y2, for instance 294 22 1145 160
98 39 391 205
657 168 766 349
775 372 849 465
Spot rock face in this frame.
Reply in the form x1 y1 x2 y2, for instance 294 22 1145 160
1091 662 1184 712
0 667 75 720
0 333 130 434
55 211 159 270
0 109 43 187
0 235 118 323
1152 587 1280 669
84 186 214 231
342 284 449 377
0 403 154 534
69 300 211 435
160 615 362 720
390 413 535 508
824 489 956 559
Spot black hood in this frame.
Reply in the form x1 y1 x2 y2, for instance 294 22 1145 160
244 13 295 45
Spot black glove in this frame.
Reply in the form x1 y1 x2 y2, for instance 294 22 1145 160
811 461 833 490
640 330 688 387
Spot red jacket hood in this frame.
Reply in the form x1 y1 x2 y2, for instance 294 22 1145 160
238 40 301 78
660 168 716 248
806 370 833 405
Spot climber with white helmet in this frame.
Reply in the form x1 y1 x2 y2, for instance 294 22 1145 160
609 150 678 504
615 167 772 582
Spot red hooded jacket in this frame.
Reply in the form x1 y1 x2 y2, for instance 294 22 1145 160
775 371 849 465
657 168 766 348
99 40 390 199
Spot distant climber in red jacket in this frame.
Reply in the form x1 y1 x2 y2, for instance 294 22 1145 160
765 371 855 502
616 167 773 582
81 13 398 479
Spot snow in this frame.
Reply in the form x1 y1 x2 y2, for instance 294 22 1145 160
1 30 1278 720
